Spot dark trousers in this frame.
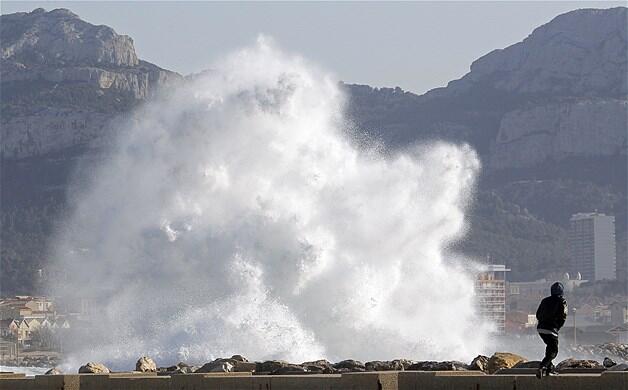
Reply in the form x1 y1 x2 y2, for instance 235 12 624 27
539 332 559 370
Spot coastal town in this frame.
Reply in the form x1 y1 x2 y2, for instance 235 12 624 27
2 211 626 367
476 212 627 346
1 279 626 369
0 294 92 367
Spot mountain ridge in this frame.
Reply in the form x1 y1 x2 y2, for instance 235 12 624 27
1 8 181 159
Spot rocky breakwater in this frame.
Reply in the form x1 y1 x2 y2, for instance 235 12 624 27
567 343 628 362
49 349 628 377
0 7 181 159
59 351 621 376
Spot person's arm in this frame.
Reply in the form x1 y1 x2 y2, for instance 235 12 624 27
536 299 544 322
556 300 567 330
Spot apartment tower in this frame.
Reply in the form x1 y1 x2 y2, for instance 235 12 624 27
569 212 616 281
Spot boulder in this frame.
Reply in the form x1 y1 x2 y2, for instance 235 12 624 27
256 360 289 373
486 353 526 374
302 364 335 374
302 359 333 368
468 355 489 372
271 365 308 375
233 362 257 372
135 356 157 372
230 354 248 362
513 360 541 369
556 359 601 370
158 362 196 375
393 359 415 370
608 363 628 371
78 362 110 374
332 359 366 372
44 368 63 375
163 367 191 375
603 357 616 368
301 360 335 374
407 361 468 371
365 360 405 371
195 359 236 373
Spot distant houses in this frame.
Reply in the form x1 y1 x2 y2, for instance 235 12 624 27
0 296 71 349
0 295 54 320
495 211 625 345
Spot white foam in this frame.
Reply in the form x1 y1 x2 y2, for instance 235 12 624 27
50 37 487 370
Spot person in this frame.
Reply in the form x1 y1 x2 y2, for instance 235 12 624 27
535 281 567 378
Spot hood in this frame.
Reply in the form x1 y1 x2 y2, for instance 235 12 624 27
551 282 564 297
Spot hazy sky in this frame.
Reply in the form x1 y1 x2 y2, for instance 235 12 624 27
2 1 625 94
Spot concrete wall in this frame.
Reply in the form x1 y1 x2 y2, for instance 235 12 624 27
0 371 625 390
398 371 626 390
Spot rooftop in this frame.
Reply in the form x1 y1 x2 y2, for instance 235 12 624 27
570 212 614 221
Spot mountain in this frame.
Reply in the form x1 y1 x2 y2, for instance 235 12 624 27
0 8 181 293
1 7 626 294
1 8 180 159
345 7 627 172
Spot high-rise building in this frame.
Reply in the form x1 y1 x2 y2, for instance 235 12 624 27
476 264 510 334
569 213 616 281
616 240 627 290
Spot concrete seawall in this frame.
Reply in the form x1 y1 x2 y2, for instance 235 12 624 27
1 371 626 389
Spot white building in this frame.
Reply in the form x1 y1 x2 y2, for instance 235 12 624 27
569 213 616 281
476 264 510 334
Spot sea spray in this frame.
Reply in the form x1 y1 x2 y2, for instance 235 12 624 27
50 37 488 370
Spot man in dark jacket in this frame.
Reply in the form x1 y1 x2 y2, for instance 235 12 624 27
535 282 568 378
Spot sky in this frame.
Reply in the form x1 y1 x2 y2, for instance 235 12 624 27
2 1 625 94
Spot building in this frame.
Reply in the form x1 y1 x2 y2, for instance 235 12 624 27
0 319 19 339
507 273 586 313
568 213 616 281
617 243 628 289
476 264 510 334
610 301 628 326
0 296 55 320
608 326 628 343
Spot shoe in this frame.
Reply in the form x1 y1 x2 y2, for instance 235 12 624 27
545 368 558 376
536 367 544 379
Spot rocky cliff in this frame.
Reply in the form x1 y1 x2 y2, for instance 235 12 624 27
2 8 138 67
434 7 627 97
1 8 181 159
491 99 627 170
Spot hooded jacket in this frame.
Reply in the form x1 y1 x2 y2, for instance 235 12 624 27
536 282 567 336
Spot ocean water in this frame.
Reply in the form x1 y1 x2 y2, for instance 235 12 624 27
0 365 49 376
